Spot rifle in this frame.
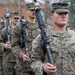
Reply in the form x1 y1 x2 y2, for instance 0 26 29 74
5 8 11 43
21 16 29 54
34 0 53 64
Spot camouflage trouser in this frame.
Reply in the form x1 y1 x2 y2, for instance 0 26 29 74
3 67 16 75
16 72 35 75
0 70 4 75
0 56 4 75
3 52 16 75
0 63 4 75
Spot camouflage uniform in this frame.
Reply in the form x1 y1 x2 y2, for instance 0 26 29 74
0 22 5 30
0 11 21 75
1 27 16 75
30 2 75 75
30 26 75 75
0 31 4 75
0 16 5 30
11 22 40 75
0 17 5 75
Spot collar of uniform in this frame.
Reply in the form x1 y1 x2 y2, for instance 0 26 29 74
50 28 71 38
26 22 38 29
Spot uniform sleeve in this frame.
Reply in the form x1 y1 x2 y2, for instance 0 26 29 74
0 31 4 52
0 28 7 52
31 34 45 75
11 25 25 59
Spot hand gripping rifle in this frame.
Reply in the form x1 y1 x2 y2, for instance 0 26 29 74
5 8 11 43
34 0 53 64
21 16 29 55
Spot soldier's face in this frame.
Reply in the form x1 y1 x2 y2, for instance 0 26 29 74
50 12 68 27
11 17 20 25
27 9 36 19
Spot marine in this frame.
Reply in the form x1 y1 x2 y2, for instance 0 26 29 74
30 1 75 75
11 3 40 75
0 11 21 75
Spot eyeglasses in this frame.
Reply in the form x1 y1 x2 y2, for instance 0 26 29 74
57 12 68 15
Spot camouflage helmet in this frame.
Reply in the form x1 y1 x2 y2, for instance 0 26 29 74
51 2 69 13
11 11 21 18
24 0 35 10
